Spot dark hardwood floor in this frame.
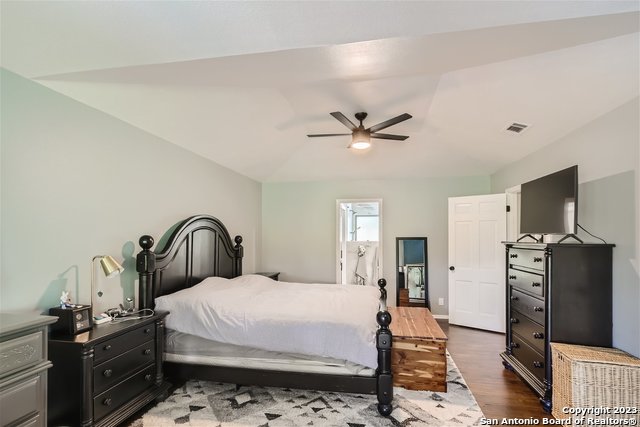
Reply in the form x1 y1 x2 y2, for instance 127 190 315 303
438 319 548 420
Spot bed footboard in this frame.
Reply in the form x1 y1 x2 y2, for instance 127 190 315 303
376 278 393 416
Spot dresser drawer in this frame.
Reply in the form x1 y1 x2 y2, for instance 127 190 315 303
0 332 44 378
510 289 545 325
94 340 155 394
93 364 156 421
508 248 545 271
508 268 544 297
0 373 44 427
510 334 545 384
511 310 545 354
94 324 156 364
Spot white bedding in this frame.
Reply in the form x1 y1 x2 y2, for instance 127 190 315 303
155 274 380 368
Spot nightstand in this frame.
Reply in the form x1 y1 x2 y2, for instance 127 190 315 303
256 272 280 281
48 311 170 427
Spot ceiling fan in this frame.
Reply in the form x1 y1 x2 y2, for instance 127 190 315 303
307 112 412 149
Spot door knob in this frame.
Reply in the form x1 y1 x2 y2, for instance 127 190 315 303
449 266 455 271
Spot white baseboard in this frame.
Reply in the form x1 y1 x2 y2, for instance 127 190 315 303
432 314 449 320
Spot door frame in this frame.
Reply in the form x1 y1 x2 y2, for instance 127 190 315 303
335 199 383 285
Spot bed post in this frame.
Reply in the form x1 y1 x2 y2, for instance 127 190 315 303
234 235 243 276
376 278 393 416
136 235 156 309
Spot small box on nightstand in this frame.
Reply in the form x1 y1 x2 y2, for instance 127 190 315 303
49 305 93 335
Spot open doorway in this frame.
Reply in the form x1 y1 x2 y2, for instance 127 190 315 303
336 199 383 286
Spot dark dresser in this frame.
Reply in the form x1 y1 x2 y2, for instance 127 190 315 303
0 313 57 427
501 242 614 411
48 311 170 426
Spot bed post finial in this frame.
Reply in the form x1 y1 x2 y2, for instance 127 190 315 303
234 235 244 276
376 278 393 416
136 235 156 309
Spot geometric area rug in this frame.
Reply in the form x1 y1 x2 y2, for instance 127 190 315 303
133 352 483 426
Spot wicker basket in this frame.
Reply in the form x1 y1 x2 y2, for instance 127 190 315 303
551 343 640 425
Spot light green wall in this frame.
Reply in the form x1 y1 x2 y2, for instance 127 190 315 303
261 177 491 315
491 98 640 357
0 69 262 313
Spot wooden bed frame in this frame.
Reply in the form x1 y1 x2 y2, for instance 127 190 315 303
136 215 394 415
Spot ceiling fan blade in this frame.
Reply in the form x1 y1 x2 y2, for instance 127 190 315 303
330 112 357 131
367 113 412 133
307 133 352 138
370 133 409 141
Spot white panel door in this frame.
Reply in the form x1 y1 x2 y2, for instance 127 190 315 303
448 194 506 332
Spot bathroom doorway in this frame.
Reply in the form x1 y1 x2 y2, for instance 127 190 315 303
336 199 383 286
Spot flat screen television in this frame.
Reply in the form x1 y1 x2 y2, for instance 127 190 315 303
520 165 578 235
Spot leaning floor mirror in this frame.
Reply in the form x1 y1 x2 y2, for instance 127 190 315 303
396 237 429 309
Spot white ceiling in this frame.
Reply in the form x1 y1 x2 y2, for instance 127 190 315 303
2 1 639 183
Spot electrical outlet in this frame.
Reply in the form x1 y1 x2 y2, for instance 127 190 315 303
438 298 445 306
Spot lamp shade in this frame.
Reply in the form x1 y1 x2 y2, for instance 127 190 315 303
99 255 124 278
350 128 371 150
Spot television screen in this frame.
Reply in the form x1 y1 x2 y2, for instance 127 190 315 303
520 166 578 235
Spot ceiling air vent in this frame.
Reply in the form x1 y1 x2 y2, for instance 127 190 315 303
506 122 529 133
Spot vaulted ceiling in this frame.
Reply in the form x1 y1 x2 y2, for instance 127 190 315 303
2 1 638 182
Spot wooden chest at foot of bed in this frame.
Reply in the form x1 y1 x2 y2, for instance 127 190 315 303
388 307 448 392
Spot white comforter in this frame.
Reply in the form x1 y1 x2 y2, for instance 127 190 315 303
154 274 380 368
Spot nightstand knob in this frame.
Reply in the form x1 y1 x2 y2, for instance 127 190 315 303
103 369 113 377
533 257 543 262
144 328 151 334
509 275 516 280
533 306 543 312
103 398 112 406
533 332 544 339
510 317 519 324
104 344 112 351
533 361 544 368
532 282 541 287
143 348 152 355
509 342 519 349
145 374 152 381
510 296 518 301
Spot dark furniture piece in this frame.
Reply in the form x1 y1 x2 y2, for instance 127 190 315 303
136 214 394 416
501 242 614 412
0 313 57 427
48 312 170 427
396 237 429 308
256 271 280 281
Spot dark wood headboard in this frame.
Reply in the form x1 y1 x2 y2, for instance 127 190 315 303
136 215 243 309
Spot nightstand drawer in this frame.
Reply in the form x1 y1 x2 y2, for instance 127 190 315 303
94 340 155 394
94 324 156 364
93 364 155 422
0 331 44 377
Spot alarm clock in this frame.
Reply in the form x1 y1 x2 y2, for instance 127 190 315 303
49 305 93 335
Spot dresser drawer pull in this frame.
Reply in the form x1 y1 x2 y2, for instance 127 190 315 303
144 328 151 334
510 296 518 301
533 332 544 339
510 317 519 324
509 275 517 280
104 344 112 351
143 348 152 355
533 306 543 312
532 282 541 287
533 361 544 369
103 369 113 377
103 398 112 406
509 342 520 349
533 257 543 263
510 254 518 259
145 374 153 381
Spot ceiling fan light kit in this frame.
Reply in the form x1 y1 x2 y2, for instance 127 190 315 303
308 111 412 149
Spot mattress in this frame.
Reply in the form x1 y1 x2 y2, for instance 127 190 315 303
165 329 376 377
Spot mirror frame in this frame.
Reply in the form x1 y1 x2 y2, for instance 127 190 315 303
395 237 429 309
